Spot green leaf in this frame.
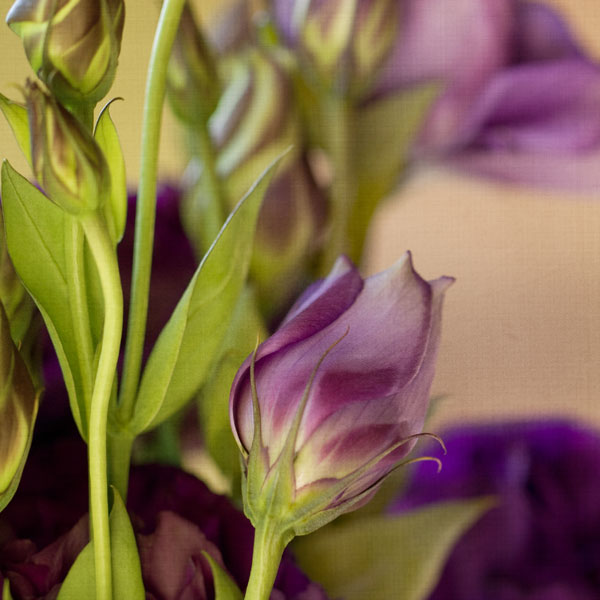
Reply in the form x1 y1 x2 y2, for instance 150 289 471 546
348 82 440 259
0 93 31 167
1 161 88 437
199 286 266 497
57 488 145 600
203 552 243 600
293 497 494 600
3 577 15 600
94 101 127 244
129 158 279 435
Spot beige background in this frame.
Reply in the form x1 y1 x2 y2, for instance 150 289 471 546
1 0 599 431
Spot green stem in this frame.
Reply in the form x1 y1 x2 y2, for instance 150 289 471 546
66 219 94 410
107 431 134 501
194 116 226 251
119 0 187 421
244 520 287 600
319 94 354 275
81 213 124 600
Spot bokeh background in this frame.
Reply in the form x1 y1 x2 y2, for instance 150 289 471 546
0 0 599 431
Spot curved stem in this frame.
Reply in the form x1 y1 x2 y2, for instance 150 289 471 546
119 0 187 421
66 219 94 411
244 520 287 600
81 213 124 600
319 94 353 275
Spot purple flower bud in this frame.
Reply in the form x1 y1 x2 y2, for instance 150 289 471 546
230 252 452 534
391 421 600 600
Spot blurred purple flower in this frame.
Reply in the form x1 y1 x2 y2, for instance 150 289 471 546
230 252 452 524
391 421 600 600
0 439 328 599
380 0 600 190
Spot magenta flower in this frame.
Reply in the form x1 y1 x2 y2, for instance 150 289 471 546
380 0 600 190
230 253 452 532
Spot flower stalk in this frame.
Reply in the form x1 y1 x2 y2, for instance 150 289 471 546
119 0 187 420
80 212 124 600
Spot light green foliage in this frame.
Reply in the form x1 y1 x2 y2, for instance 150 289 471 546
203 552 243 600
294 497 493 600
0 93 31 166
57 488 145 600
1 161 95 437
129 158 279 435
94 101 127 244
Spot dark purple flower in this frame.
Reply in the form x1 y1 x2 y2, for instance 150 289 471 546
382 0 600 190
0 438 329 599
230 252 452 530
391 421 600 600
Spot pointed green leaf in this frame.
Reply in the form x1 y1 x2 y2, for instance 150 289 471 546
0 93 31 166
1 161 87 437
94 101 127 244
348 82 440 258
3 577 15 600
57 488 145 600
203 552 243 600
293 497 493 600
129 158 280 435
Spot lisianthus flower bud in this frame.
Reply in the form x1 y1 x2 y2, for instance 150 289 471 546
26 82 109 214
0 302 38 510
273 0 399 97
166 3 220 125
7 0 125 106
230 252 452 537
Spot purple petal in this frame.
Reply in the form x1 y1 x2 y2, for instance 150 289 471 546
514 2 583 62
230 256 363 453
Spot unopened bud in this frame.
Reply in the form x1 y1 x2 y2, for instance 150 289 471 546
27 82 109 214
7 0 125 106
166 3 220 124
0 302 38 511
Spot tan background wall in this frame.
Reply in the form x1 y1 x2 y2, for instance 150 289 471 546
0 0 599 431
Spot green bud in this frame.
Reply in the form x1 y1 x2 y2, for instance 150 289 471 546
0 210 36 347
0 301 38 511
166 2 220 125
294 0 399 97
6 0 125 106
26 81 109 214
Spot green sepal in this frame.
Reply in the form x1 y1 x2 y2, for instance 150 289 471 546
293 497 494 600
198 286 267 498
0 93 31 167
94 100 127 244
202 552 243 600
57 487 145 600
1 161 88 437
128 157 280 435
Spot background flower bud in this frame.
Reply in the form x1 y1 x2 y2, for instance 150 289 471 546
166 3 220 125
26 82 109 214
273 0 399 97
7 0 125 106
0 302 38 511
230 253 452 535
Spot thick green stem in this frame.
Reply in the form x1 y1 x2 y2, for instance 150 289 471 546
119 0 187 421
81 213 124 600
66 219 94 411
244 520 287 600
107 431 134 501
319 94 354 275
